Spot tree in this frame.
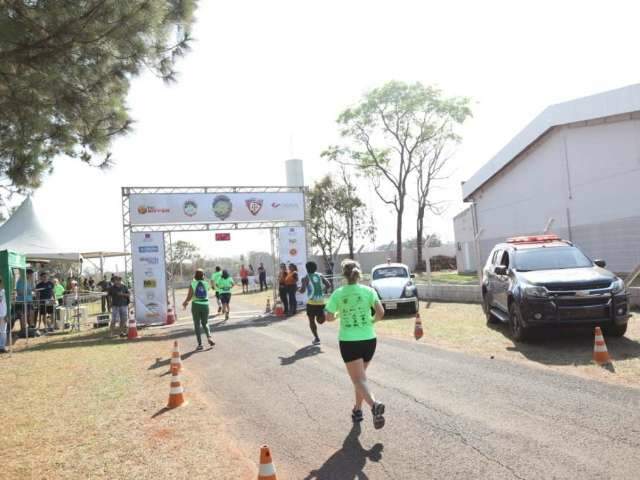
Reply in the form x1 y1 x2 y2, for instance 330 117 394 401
0 1 197 205
335 166 376 259
325 81 462 262
170 240 198 276
413 92 471 269
308 175 346 269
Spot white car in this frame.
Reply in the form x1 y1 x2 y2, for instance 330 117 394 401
370 263 419 314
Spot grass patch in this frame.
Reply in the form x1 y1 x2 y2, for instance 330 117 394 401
414 270 478 285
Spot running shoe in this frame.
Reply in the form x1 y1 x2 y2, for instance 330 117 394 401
196 344 204 351
312 338 321 345
207 337 215 347
371 402 386 430
351 408 363 423
225 312 229 320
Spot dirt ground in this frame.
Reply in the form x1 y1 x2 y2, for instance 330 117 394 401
1 325 256 480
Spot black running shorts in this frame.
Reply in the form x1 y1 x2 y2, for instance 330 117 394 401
219 293 231 305
306 304 325 323
339 338 377 363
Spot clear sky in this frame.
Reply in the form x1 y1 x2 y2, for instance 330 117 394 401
29 0 640 269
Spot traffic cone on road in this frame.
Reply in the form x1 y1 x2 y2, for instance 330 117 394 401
166 307 176 325
167 369 185 409
127 313 138 340
265 298 271 314
593 327 612 365
257 445 277 480
414 312 424 340
170 340 182 375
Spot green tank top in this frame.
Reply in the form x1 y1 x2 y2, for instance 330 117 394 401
307 273 324 305
191 280 210 305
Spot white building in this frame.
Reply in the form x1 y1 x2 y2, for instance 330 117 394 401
456 84 640 274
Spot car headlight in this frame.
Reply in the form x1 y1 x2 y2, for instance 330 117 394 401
404 283 417 297
611 278 626 294
524 286 548 298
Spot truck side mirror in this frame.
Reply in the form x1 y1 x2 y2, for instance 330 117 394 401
494 266 507 276
594 259 606 268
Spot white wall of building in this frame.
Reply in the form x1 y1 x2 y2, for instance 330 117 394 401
469 114 640 273
453 207 477 274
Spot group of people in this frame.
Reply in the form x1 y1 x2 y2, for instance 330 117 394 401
238 262 268 293
181 258 388 429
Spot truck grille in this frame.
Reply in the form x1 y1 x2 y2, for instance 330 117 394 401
558 306 609 321
544 280 611 291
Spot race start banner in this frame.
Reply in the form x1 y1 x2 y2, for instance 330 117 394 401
131 232 168 325
129 192 305 225
278 226 308 306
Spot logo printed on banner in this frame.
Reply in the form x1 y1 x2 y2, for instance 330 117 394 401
212 195 233 220
272 202 298 209
272 202 280 208
245 198 263 216
137 206 170 215
183 200 198 217
145 302 161 318
289 248 298 256
138 246 159 253
143 279 157 288
144 269 154 277
140 257 159 265
144 233 153 242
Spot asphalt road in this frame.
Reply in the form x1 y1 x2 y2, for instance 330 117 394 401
176 297 640 479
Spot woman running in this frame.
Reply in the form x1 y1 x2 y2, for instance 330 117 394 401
325 259 386 429
217 269 235 321
277 263 289 314
182 269 214 351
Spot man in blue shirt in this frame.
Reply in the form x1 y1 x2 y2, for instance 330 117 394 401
36 272 55 330
16 269 35 331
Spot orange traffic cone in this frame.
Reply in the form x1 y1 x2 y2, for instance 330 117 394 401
170 340 182 374
265 298 271 314
127 312 138 340
414 312 423 340
257 445 277 480
166 307 176 325
167 369 185 409
593 327 611 365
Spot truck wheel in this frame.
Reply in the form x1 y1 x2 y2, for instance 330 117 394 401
508 303 530 342
483 295 499 324
603 323 627 337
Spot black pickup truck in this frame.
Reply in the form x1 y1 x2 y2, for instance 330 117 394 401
482 235 629 341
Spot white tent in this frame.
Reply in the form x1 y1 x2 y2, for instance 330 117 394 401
0 196 82 262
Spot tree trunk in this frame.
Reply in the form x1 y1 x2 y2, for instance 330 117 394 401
347 214 355 259
416 205 425 271
396 205 403 263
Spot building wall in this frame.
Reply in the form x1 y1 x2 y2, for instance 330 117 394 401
453 207 477 274
470 115 640 273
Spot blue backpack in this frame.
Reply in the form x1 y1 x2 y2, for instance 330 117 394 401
194 281 207 300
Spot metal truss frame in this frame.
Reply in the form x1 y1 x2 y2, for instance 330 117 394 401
122 186 307 322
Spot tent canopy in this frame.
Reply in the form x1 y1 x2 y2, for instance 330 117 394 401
0 197 82 262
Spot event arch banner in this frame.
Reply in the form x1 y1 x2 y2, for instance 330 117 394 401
129 192 304 225
131 232 167 325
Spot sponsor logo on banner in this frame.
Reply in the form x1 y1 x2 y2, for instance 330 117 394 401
137 206 170 215
145 291 156 301
144 269 154 277
144 233 153 242
245 198 263 216
289 248 298 256
138 246 159 253
272 202 298 209
145 302 161 318
288 238 297 244
139 257 159 265
212 195 233 220
143 279 157 288
183 200 198 217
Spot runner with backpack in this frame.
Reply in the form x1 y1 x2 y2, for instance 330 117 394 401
298 261 332 345
182 268 215 351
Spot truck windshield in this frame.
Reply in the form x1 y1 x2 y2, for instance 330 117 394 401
514 246 593 271
373 267 409 279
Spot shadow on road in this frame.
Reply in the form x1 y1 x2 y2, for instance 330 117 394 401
209 314 290 333
488 322 640 366
279 345 323 366
303 423 383 480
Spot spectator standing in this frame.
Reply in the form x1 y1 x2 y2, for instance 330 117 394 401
239 264 249 294
108 276 130 338
277 263 289 314
53 278 65 306
16 269 35 330
285 263 299 315
98 277 110 313
36 272 55 331
0 278 7 353
258 262 267 291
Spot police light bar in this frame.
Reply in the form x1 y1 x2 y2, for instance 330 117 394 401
506 234 561 244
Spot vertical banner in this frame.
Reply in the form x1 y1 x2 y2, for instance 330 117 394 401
131 232 168 325
278 226 308 306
